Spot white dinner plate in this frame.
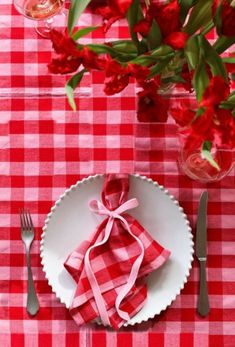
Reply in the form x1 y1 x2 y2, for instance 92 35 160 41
40 174 193 326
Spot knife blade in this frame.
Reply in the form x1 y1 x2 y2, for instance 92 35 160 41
196 191 210 317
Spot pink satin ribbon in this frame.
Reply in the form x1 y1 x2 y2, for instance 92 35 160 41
84 198 145 326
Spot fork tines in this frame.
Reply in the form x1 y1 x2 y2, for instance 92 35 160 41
20 209 34 231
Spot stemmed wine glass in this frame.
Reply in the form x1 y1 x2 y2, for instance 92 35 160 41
14 0 66 39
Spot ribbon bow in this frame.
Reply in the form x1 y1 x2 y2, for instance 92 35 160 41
84 198 144 326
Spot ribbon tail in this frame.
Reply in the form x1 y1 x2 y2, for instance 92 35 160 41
115 216 145 322
84 217 114 326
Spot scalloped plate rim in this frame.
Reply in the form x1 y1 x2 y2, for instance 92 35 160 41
40 173 194 327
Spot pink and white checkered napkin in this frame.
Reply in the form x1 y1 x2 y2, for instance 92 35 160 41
64 174 170 329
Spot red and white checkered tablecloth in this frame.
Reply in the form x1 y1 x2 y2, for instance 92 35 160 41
0 1 235 346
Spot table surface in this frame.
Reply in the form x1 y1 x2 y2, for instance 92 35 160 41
0 1 235 346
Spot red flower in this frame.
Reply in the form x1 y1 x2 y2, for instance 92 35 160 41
137 81 169 122
48 56 82 75
104 74 130 95
48 30 82 74
150 0 181 38
171 106 196 127
103 59 150 95
109 0 133 16
49 29 81 57
48 30 107 75
164 32 189 50
133 18 152 37
82 47 106 70
182 106 215 150
104 59 130 95
178 64 193 92
200 76 230 108
212 0 235 37
128 64 150 83
134 0 182 38
96 0 133 32
173 102 235 151
213 108 235 149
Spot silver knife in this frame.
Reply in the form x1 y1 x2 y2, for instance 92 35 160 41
196 191 210 317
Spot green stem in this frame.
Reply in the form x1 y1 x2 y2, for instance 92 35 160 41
200 20 214 36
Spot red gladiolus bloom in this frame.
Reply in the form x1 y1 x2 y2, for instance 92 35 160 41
164 32 189 50
133 18 152 37
212 0 235 37
105 58 129 77
104 74 130 95
171 106 196 127
200 76 230 108
96 0 133 32
50 29 81 57
48 56 82 75
176 103 235 151
128 64 150 83
96 6 120 32
48 30 82 74
82 47 106 70
182 106 215 150
109 0 133 15
48 30 107 75
150 0 181 38
137 81 169 122
178 64 193 92
104 60 150 95
213 108 235 149
134 0 182 38
104 58 130 95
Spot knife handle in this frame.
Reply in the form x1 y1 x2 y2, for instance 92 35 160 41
197 260 210 317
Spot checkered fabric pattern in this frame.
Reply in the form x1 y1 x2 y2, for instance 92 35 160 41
0 1 235 346
64 174 170 329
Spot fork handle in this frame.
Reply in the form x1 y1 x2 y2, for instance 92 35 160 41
26 250 39 316
197 260 210 317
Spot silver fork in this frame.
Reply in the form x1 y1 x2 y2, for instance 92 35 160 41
20 209 39 316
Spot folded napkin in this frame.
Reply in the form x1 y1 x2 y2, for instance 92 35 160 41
64 174 170 329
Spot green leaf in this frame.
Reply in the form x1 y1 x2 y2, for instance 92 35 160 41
147 19 162 50
214 1 222 35
126 0 143 48
213 36 235 54
184 0 212 35
130 45 174 66
202 141 220 171
65 69 86 111
196 107 206 117
86 43 137 61
130 55 158 66
227 91 235 102
200 20 214 35
151 45 174 58
193 62 210 102
72 26 98 41
111 40 138 54
86 43 117 55
68 0 92 35
161 75 186 84
149 57 173 77
220 91 235 109
200 36 228 81
184 35 200 70
222 56 235 64
179 0 195 24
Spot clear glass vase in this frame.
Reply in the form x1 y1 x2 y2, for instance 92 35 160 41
178 143 235 183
